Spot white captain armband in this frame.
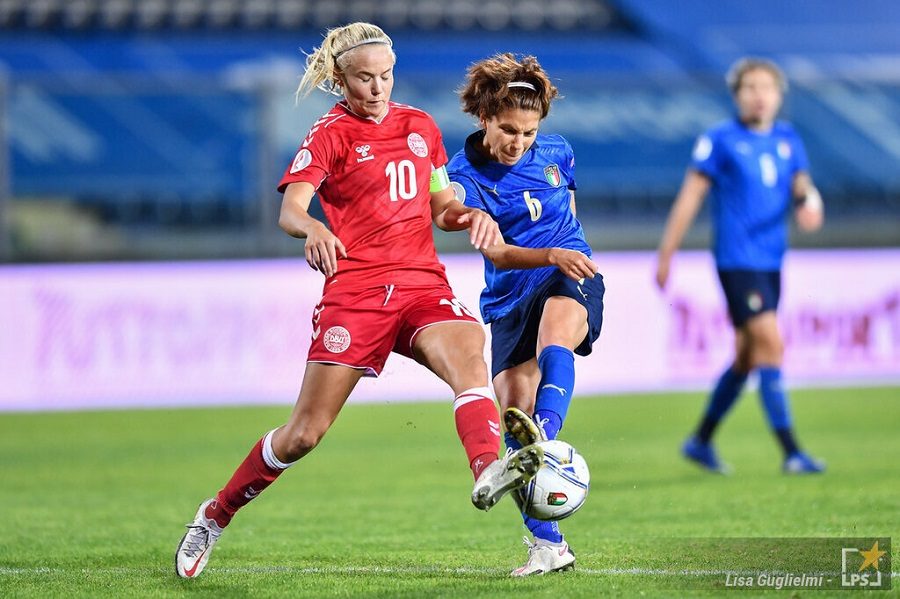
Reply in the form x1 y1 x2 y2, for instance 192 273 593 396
430 165 450 193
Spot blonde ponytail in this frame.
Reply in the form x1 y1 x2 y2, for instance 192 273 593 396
296 22 394 99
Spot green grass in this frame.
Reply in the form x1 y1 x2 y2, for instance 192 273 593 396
0 387 897 598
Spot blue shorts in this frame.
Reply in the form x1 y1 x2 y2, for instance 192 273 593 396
489 270 605 378
717 269 781 327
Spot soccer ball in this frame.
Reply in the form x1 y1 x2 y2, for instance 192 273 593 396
516 440 590 521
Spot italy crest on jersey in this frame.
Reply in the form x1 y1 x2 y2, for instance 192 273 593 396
544 164 561 187
777 140 792 160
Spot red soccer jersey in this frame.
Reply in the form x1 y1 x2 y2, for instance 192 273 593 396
279 101 450 288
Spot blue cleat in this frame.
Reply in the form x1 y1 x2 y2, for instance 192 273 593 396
682 437 731 474
783 452 826 474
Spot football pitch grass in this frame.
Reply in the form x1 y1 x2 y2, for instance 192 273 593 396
1 387 897 598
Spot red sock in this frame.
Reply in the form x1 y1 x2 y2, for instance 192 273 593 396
205 433 286 528
453 387 501 480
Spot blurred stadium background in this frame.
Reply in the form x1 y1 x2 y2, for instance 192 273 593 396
1 4 898 595
1 0 899 408
1 0 899 262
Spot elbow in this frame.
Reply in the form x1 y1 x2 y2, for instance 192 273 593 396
432 210 453 232
278 213 296 236
277 214 290 234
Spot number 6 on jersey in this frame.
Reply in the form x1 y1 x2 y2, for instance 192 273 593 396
523 191 542 221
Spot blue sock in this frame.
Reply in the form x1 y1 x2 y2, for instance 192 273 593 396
696 366 748 444
758 366 792 430
504 430 563 543
533 345 575 441
526 514 563 544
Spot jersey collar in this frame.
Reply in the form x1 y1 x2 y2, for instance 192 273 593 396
464 130 540 169
338 100 391 124
734 115 775 136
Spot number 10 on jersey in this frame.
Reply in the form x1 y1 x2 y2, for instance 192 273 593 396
385 160 418 202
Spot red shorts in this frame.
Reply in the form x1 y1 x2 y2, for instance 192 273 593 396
307 282 481 376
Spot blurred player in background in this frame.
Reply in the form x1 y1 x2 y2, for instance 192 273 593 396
175 23 545 579
656 57 825 475
448 53 605 576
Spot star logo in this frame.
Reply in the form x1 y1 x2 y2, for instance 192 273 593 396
858 541 886 572
841 539 890 588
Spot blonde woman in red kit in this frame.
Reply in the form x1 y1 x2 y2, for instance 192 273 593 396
174 22 543 579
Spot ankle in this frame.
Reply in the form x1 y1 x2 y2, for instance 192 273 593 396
204 498 233 529
471 452 497 480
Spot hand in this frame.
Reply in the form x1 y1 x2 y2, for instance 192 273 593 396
548 249 599 282
655 256 671 290
796 204 824 232
453 208 502 250
304 222 347 277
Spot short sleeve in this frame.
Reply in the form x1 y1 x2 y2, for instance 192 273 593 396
562 138 577 191
690 132 720 179
277 121 337 193
428 116 449 169
790 133 810 174
449 174 486 212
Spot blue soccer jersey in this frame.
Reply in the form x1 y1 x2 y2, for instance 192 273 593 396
691 118 809 270
448 132 591 322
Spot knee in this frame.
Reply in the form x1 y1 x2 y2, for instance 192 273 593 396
460 345 487 365
771 338 785 362
733 336 751 374
503 395 534 414
459 327 486 355
278 426 326 462
494 392 534 414
750 334 784 367
451 330 489 373
733 354 752 374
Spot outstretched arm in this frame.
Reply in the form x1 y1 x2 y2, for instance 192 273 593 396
481 243 599 282
430 186 502 250
656 169 711 290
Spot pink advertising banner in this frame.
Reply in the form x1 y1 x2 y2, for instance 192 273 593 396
0 250 897 411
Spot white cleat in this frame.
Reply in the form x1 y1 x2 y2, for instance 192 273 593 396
510 537 576 577
175 499 223 578
471 444 544 511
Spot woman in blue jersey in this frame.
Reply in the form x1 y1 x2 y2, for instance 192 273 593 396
447 53 605 576
656 57 825 475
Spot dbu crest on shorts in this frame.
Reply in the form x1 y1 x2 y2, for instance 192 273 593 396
321 326 352 353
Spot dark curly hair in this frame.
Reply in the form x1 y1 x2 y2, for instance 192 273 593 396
459 53 559 121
